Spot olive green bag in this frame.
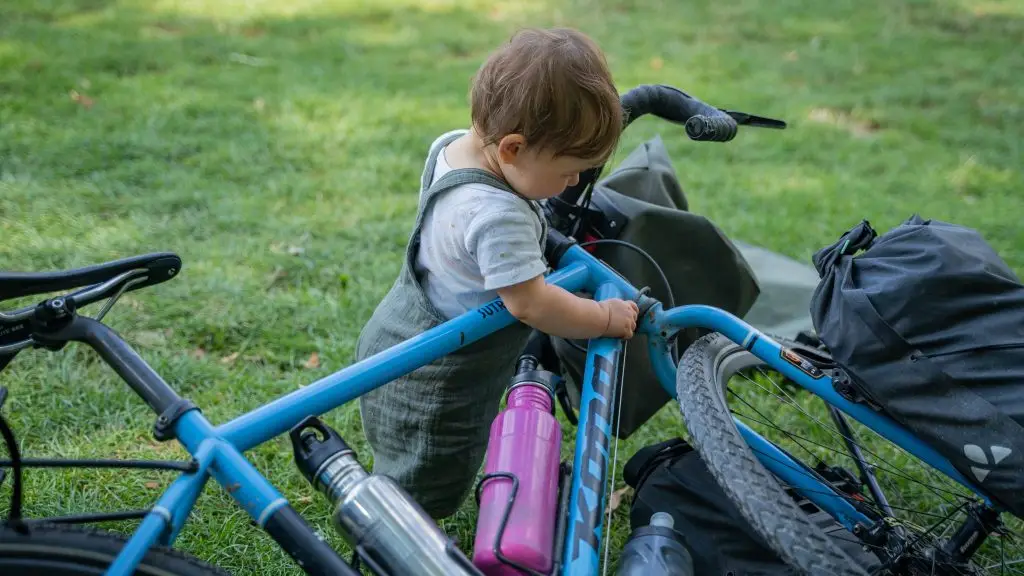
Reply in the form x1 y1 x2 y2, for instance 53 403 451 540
552 136 819 438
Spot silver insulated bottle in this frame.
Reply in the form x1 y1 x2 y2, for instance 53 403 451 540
290 416 481 576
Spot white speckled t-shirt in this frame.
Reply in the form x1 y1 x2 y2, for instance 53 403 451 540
414 130 547 319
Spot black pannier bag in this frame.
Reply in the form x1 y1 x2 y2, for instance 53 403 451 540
623 438 881 575
810 215 1024 517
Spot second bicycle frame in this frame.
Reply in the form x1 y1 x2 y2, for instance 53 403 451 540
107 242 995 576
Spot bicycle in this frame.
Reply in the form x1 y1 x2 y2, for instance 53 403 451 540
0 84 1020 576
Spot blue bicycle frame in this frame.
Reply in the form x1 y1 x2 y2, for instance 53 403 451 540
96 241 995 576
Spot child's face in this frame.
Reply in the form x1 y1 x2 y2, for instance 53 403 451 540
495 135 600 201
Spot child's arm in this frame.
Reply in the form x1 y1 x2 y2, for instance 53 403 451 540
461 197 637 339
498 275 639 340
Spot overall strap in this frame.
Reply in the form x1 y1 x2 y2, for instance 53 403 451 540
413 133 548 250
423 170 549 254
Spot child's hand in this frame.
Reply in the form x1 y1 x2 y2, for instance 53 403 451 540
599 299 640 339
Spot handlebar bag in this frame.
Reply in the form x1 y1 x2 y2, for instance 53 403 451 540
551 136 760 439
811 215 1024 516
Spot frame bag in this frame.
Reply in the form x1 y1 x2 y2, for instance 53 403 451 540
810 215 1024 517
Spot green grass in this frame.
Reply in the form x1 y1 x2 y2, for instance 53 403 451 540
1 0 1023 573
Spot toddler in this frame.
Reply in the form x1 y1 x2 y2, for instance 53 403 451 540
356 27 639 519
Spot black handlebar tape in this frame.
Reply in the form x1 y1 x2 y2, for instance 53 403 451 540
684 115 738 142
622 84 693 125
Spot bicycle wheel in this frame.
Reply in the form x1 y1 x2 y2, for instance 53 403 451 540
678 332 1024 576
0 522 229 575
676 333 868 576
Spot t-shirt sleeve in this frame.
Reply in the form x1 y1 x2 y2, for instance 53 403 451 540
463 198 547 291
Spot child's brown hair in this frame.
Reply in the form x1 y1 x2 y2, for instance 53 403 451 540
470 27 622 163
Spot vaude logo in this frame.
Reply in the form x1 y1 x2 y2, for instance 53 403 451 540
963 444 1012 483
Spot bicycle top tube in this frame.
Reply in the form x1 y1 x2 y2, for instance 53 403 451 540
216 240 651 451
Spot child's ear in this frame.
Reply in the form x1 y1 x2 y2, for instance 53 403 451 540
496 134 526 164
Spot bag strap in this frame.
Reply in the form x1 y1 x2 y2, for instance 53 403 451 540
812 220 877 278
623 437 693 489
845 286 912 353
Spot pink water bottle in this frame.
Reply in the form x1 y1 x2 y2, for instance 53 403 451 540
473 355 562 575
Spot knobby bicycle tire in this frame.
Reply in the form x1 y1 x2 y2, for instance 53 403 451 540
0 522 229 575
676 332 869 576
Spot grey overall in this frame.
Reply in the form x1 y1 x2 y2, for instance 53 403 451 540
356 132 547 519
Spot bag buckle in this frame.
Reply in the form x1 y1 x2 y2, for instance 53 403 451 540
831 369 883 412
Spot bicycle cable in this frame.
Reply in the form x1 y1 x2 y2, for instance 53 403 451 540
602 339 628 576
577 239 674 310
563 239 673 356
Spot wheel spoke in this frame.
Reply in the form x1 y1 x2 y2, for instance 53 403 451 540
730 399 972 509
734 369 973 505
742 441 957 522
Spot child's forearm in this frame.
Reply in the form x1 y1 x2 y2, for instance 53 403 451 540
498 277 608 339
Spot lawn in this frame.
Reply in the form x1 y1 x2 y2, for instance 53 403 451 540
1 0 1022 574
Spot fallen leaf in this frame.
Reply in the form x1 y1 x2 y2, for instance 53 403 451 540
785 50 799 61
132 330 167 347
649 57 664 71
220 352 240 365
303 351 320 369
266 266 287 290
144 481 159 489
609 486 631 512
152 22 183 36
253 97 266 112
244 354 265 364
191 348 207 359
807 107 879 138
69 89 95 109
296 495 313 504
228 52 269 67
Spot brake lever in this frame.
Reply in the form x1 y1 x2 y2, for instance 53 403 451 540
722 110 787 129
